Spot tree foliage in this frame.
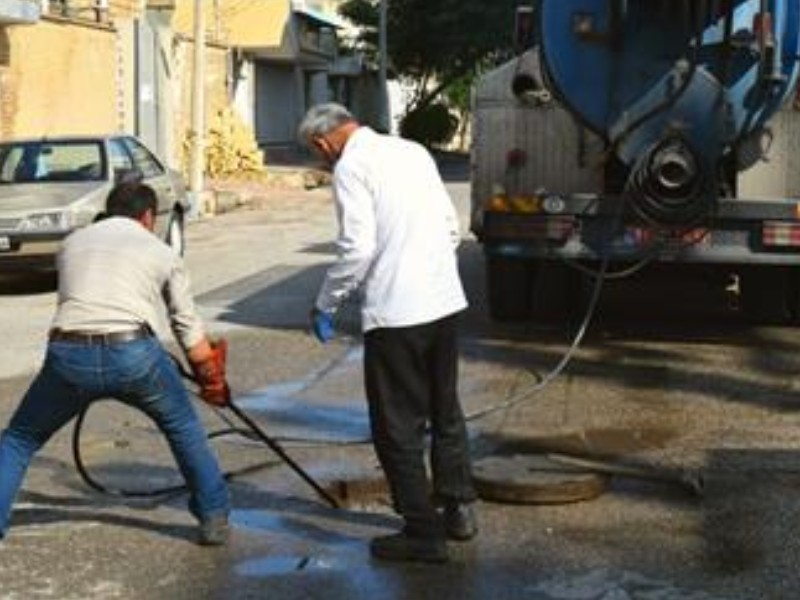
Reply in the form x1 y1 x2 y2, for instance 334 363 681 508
338 0 519 113
399 103 459 148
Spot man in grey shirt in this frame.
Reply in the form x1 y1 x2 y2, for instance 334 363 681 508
0 182 231 545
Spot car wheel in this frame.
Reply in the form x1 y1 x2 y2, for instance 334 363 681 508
166 210 185 255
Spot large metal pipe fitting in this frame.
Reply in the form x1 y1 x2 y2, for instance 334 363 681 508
651 144 698 192
512 73 552 105
626 138 712 226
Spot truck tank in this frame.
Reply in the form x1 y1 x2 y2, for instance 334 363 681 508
540 0 800 225
471 0 800 323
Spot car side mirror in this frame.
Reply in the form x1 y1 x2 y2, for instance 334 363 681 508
114 167 143 184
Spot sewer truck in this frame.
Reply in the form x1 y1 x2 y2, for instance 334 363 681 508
471 1 800 323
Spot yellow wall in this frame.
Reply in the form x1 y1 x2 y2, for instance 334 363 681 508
109 0 144 21
45 0 143 22
0 20 118 138
172 0 289 48
171 38 231 171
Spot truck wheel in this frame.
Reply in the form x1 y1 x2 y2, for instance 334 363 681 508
530 262 584 323
787 268 800 325
486 255 533 321
740 266 792 325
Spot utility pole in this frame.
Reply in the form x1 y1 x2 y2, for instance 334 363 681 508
189 0 206 217
378 0 390 132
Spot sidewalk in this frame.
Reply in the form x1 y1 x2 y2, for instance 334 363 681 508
207 166 330 215
206 149 469 215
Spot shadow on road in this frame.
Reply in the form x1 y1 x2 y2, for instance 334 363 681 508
198 236 800 417
10 506 196 542
0 272 57 296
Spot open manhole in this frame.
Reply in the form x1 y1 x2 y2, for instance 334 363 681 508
324 473 391 509
473 454 609 504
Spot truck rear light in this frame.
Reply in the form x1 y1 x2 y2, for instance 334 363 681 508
485 195 511 212
762 221 800 247
541 216 576 240
485 195 541 213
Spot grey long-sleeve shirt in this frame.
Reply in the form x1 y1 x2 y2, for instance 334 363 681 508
51 216 205 351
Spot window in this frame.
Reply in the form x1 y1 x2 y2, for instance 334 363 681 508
122 138 164 179
108 138 134 174
0 141 104 183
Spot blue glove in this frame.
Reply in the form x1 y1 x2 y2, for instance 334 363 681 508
310 308 335 343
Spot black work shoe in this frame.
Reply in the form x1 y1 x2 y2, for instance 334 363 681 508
198 515 230 546
443 502 478 541
370 532 448 563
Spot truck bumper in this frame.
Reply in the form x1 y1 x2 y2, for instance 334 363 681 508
480 195 800 266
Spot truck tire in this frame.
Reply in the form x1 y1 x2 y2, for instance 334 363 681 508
788 267 800 325
740 266 792 325
530 261 584 323
486 255 533 321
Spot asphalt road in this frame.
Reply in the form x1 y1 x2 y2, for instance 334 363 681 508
1 174 800 599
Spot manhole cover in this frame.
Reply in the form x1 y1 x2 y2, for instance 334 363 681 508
473 454 609 504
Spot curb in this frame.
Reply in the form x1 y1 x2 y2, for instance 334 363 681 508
205 166 331 216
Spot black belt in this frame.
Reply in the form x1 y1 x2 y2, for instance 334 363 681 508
49 325 152 345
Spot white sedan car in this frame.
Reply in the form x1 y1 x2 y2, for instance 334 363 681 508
0 135 189 270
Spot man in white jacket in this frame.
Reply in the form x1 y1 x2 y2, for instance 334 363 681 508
299 103 477 563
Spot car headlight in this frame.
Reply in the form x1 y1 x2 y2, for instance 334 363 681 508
18 212 73 232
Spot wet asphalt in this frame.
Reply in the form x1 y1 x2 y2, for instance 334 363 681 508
1 168 800 598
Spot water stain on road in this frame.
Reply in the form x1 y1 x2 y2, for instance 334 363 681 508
235 345 370 442
231 508 366 577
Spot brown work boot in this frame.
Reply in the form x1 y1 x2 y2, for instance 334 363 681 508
443 502 478 541
370 532 448 563
198 515 229 546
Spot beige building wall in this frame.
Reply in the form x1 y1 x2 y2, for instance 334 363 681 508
0 19 119 139
171 0 289 48
171 38 231 171
52 0 143 20
109 0 144 20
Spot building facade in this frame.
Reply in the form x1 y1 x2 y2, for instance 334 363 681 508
0 1 134 140
0 0 378 170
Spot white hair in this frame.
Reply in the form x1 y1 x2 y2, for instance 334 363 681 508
297 103 356 146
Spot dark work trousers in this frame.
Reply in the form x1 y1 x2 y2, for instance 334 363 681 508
364 313 476 539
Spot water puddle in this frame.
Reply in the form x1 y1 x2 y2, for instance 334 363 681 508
232 509 362 577
235 554 348 577
238 345 363 406
234 394 370 442
234 347 370 441
231 509 364 545
527 568 728 599
231 509 286 533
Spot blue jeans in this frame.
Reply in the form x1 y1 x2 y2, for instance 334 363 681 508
0 336 229 538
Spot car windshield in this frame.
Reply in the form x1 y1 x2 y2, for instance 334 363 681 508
0 141 106 184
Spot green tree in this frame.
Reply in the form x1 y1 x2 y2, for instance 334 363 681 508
339 0 518 114
443 73 476 150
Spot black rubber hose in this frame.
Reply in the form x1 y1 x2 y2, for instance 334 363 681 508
71 356 340 508
71 403 282 498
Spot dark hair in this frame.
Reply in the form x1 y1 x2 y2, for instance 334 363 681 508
105 182 157 220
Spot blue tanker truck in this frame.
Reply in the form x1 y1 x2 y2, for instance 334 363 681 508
471 0 800 323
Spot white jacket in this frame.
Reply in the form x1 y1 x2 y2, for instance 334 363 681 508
315 127 467 331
